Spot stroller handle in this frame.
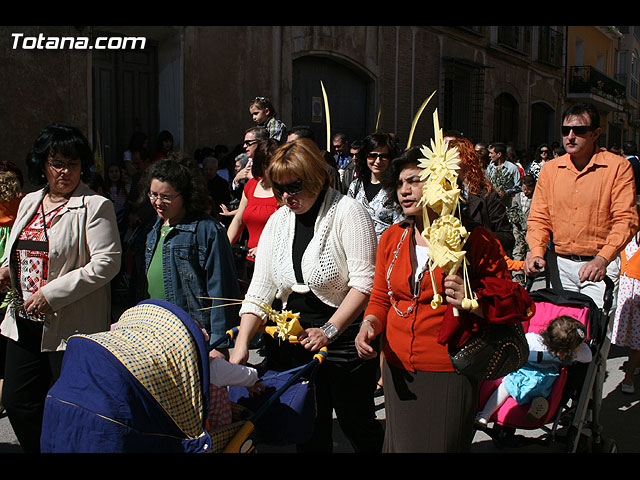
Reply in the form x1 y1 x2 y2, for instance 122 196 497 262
210 326 329 363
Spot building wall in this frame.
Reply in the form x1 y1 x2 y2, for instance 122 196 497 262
1 26 90 190
182 26 443 154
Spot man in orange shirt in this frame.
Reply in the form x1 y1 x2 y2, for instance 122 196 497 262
525 103 639 310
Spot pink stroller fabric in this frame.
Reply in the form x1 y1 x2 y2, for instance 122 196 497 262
477 301 589 429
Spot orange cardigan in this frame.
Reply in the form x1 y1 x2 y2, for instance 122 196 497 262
365 222 510 373
621 237 640 280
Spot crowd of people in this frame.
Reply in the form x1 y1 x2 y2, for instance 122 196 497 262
0 98 639 454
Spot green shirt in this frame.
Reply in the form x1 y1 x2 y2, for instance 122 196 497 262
146 225 172 300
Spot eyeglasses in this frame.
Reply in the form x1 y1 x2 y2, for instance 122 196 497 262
272 179 303 196
148 192 181 204
243 139 258 147
540 149 550 154
367 152 391 161
561 125 594 137
47 159 81 172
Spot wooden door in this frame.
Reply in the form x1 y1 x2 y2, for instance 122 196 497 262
92 47 158 172
292 56 372 150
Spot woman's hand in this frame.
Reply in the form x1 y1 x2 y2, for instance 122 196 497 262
0 267 11 293
229 344 250 365
355 318 378 360
24 289 54 316
219 204 237 217
443 274 466 309
297 327 329 352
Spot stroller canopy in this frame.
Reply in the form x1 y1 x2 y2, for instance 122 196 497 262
41 299 212 453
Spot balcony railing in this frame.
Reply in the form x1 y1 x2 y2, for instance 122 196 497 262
568 66 626 105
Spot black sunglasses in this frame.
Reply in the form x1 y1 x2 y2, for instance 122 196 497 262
367 152 391 160
273 179 303 196
561 125 594 137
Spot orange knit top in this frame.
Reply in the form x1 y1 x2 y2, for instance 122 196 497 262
365 222 510 373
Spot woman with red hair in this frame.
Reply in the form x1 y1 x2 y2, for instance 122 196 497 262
449 137 515 255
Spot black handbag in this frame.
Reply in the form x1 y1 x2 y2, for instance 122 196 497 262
448 322 529 381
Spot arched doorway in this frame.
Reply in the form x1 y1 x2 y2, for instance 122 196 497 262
493 92 519 145
292 56 373 149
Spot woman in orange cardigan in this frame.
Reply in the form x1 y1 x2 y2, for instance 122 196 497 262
355 148 512 452
612 231 640 394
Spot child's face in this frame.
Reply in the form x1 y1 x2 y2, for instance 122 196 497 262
108 165 121 182
522 184 534 198
250 105 270 124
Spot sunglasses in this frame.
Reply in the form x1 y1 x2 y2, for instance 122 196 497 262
272 179 303 196
561 125 594 137
367 152 391 160
243 139 258 147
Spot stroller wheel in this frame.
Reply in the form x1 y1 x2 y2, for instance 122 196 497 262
594 437 618 453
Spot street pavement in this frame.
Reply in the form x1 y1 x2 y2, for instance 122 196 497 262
2 342 636 454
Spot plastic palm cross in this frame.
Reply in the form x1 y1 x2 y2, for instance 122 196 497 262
417 109 478 312
200 297 304 340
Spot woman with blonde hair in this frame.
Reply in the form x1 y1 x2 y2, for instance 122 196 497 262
230 138 384 453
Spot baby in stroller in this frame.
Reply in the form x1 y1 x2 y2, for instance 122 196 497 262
205 333 264 431
476 315 592 426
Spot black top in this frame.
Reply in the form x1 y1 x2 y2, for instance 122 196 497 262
264 189 372 370
363 179 382 203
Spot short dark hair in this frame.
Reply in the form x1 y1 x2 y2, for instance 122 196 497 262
382 146 423 198
489 142 507 157
244 126 269 140
26 123 93 186
443 129 463 139
145 158 209 214
522 174 536 188
562 103 600 129
289 125 316 142
622 141 637 156
332 132 349 144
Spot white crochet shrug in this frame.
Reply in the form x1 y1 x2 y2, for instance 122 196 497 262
239 188 377 321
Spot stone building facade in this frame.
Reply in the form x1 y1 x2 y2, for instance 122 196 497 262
2 25 568 189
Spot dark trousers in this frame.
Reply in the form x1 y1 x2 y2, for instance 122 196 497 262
2 317 64 453
296 358 384 453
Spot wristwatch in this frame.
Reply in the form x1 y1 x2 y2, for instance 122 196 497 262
320 322 339 343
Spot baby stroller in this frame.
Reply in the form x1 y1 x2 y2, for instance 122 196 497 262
40 298 326 453
475 262 618 453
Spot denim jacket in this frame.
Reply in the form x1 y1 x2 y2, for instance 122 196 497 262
144 211 240 343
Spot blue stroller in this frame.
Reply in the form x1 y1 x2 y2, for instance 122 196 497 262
40 299 326 453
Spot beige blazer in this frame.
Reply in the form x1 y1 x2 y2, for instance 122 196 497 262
1 182 121 351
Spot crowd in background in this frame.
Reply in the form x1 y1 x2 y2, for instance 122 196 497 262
1 97 640 454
